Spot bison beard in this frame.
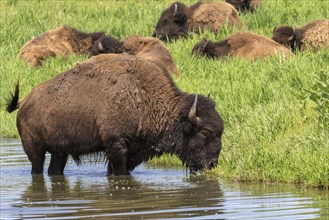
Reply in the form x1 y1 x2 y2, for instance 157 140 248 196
6 54 224 176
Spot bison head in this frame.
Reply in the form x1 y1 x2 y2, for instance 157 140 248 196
153 2 190 42
272 26 303 52
192 38 211 57
174 95 224 173
89 36 124 57
226 0 254 12
192 38 229 58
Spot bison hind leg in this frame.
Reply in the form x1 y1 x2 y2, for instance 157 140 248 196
21 139 46 175
48 153 68 175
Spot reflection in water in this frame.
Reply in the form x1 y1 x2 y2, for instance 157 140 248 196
1 140 328 219
15 172 225 219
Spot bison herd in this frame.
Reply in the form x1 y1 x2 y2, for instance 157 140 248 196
7 0 329 176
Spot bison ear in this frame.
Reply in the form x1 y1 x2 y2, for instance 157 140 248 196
182 121 193 134
98 42 104 51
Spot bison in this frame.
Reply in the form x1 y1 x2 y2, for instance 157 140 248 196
153 1 244 42
225 0 261 13
192 32 293 59
89 35 124 57
7 53 224 176
123 35 179 76
19 26 105 66
272 19 329 52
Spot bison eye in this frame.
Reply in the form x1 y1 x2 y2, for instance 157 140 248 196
200 129 214 139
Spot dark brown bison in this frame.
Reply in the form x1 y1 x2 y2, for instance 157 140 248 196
225 0 261 13
192 32 293 59
153 1 244 41
7 53 224 176
272 19 329 52
19 26 105 66
89 35 124 57
123 35 179 75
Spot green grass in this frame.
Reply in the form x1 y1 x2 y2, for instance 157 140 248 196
0 0 328 187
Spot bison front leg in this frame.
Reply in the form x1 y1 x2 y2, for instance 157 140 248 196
48 153 68 175
107 138 129 176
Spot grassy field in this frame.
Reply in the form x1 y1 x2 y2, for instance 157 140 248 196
0 0 328 187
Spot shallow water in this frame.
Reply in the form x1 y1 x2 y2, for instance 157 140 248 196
0 139 328 219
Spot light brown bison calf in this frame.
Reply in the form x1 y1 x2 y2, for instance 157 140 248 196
123 35 179 76
192 32 293 59
153 1 244 41
272 19 329 52
19 26 105 66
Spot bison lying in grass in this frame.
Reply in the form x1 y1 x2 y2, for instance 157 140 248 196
123 35 179 76
192 32 293 59
19 26 105 66
225 0 261 13
153 1 244 42
272 19 329 52
89 35 124 57
7 53 224 176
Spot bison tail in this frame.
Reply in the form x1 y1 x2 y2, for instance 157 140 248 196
6 82 20 113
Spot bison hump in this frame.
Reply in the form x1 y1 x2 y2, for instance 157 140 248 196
191 2 241 32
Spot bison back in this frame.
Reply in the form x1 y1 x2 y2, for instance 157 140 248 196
17 54 177 156
190 2 244 33
227 32 293 59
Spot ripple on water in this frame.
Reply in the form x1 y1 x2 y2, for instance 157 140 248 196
0 139 328 219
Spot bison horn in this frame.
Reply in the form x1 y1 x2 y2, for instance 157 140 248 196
98 42 104 51
173 3 178 16
188 95 200 126
202 38 208 49
288 26 296 41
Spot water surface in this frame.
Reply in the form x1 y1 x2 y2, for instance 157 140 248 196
0 139 328 219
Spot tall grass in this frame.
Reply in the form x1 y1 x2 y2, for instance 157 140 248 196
0 0 328 187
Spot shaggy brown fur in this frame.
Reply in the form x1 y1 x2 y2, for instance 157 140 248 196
192 32 293 59
123 35 179 75
7 53 224 176
153 1 244 41
272 19 329 52
225 0 261 13
19 26 105 66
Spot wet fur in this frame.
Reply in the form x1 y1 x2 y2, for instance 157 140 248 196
7 53 224 176
154 1 244 41
192 32 293 59
19 26 105 66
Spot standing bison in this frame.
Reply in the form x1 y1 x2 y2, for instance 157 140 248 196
123 35 179 75
7 53 224 176
153 1 244 41
192 32 293 59
19 26 105 66
272 19 329 52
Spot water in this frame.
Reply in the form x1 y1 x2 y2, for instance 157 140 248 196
0 139 328 219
